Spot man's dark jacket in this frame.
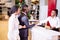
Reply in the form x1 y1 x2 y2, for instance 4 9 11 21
18 13 35 37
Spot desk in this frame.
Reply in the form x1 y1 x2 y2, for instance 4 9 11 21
31 26 60 40
29 20 39 22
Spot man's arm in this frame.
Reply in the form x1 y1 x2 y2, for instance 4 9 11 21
22 16 35 29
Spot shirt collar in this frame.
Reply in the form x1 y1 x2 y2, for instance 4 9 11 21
51 16 57 19
22 12 27 15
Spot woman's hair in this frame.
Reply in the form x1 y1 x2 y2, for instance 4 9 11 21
9 5 20 16
52 9 58 16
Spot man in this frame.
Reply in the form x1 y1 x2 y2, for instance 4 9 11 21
18 4 35 40
44 9 60 31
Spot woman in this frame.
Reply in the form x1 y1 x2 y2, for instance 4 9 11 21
8 5 21 40
44 9 60 31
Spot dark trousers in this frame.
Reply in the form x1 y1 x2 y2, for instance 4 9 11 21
20 37 28 40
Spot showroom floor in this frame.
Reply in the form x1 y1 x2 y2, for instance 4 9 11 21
0 20 8 40
0 20 31 40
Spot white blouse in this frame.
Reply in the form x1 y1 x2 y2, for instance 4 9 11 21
8 14 19 40
44 16 60 28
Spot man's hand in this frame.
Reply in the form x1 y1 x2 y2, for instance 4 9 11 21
34 21 39 25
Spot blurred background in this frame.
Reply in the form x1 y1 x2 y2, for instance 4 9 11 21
0 0 40 40
0 0 60 40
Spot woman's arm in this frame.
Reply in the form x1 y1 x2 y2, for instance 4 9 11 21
8 18 15 31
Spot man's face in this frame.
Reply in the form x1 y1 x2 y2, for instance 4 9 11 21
51 10 56 17
25 7 29 12
26 6 31 12
23 6 28 13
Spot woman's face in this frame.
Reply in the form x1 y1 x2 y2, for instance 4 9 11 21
51 10 56 17
17 8 20 15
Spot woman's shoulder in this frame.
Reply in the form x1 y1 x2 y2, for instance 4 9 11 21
11 14 15 18
56 17 60 19
9 14 15 21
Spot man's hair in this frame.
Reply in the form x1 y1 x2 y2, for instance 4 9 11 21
52 9 58 16
22 4 28 8
22 4 28 12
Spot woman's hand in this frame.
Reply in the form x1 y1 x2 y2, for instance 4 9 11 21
22 25 26 28
45 25 51 29
19 25 23 29
19 25 26 29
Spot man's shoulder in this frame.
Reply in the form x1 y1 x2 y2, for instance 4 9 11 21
22 16 27 19
21 16 28 22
